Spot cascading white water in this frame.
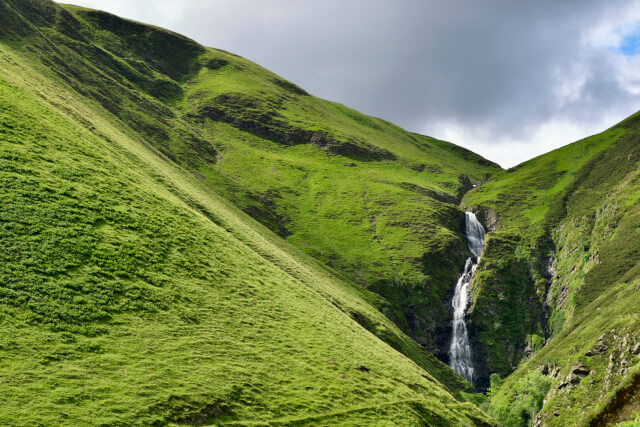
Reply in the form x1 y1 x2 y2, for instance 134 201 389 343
465 212 485 258
449 212 486 385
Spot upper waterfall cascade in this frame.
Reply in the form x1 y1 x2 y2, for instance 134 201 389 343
465 212 486 257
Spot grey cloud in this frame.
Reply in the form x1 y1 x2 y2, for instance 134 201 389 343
69 0 640 166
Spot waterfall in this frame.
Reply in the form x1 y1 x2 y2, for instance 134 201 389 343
449 212 486 385
465 212 485 258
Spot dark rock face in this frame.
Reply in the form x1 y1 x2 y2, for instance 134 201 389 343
457 175 474 200
586 335 609 356
571 361 591 376
469 337 491 392
557 362 590 390
192 93 395 161
468 206 499 232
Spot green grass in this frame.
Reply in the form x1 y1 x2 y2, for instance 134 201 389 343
0 0 500 424
12 0 640 425
47 1 501 359
176 48 500 353
11 0 640 424
462 84 640 421
464 127 622 236
487 280 640 426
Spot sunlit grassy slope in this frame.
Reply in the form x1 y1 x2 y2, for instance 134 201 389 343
170 30 501 355
0 0 499 425
2 0 501 362
463 110 640 424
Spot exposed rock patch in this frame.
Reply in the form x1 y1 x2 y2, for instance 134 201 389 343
468 206 498 232
586 335 609 356
457 175 474 200
191 93 395 161
557 361 590 390
205 58 229 70
397 182 457 204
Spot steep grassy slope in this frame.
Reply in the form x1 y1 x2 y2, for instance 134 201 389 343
462 112 640 423
0 0 499 424
4 0 502 363
176 49 499 356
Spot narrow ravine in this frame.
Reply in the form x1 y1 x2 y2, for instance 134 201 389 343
449 212 486 385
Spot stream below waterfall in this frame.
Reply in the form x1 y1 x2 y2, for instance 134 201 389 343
448 212 486 385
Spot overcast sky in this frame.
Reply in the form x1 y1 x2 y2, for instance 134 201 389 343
67 0 640 167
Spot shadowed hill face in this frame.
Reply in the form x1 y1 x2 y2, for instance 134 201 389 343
77 8 204 80
462 112 640 423
0 0 499 424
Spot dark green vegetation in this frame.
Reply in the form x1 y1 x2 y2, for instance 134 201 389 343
0 0 502 425
463 109 640 423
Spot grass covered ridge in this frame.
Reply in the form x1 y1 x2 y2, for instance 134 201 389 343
0 0 499 424
12 0 502 360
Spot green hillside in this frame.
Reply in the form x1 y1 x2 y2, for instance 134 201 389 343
1 0 503 361
5 0 639 425
463 111 640 424
0 0 500 425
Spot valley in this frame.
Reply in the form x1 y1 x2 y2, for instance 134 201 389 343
0 0 639 425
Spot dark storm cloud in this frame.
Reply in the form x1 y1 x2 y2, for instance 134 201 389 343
69 0 640 166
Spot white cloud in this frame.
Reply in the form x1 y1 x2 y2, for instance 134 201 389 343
581 0 640 49
428 113 628 169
